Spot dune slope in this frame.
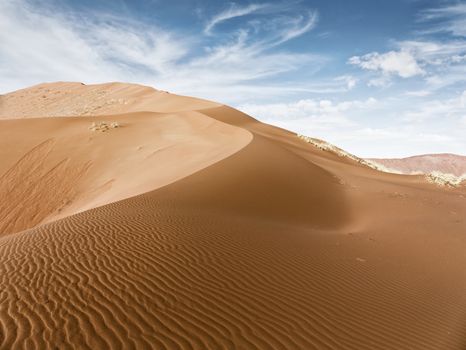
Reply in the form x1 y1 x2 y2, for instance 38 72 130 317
0 83 465 349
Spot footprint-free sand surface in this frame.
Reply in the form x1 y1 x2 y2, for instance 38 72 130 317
0 83 465 349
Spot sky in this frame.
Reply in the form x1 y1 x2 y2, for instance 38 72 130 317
1 0 465 158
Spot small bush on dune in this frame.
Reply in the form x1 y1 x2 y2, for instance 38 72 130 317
89 121 120 132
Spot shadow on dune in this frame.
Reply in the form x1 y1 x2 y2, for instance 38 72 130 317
195 105 352 230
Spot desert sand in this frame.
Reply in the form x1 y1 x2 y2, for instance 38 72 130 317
0 82 465 349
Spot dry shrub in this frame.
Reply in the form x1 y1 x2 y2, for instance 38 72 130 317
89 121 120 132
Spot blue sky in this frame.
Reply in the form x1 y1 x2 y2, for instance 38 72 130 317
1 0 465 157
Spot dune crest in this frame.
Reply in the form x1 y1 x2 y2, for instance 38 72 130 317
0 82 220 119
0 83 465 349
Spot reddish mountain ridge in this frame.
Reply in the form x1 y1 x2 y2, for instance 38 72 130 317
368 153 466 177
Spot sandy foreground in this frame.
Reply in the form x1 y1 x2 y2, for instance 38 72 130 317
0 82 465 349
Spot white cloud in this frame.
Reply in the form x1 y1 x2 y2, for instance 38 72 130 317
238 97 377 133
239 97 377 120
397 40 466 65
334 75 357 90
368 75 392 88
405 90 432 97
390 5 466 92
402 90 466 122
350 38 466 90
420 3 466 37
349 51 424 78
461 115 466 126
0 0 323 104
0 0 187 90
204 3 268 35
204 2 318 43
274 11 319 45
397 40 466 91
239 92 466 158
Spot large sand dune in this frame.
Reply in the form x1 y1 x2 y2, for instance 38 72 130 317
0 83 465 349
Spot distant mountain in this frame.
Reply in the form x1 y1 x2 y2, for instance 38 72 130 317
367 154 466 176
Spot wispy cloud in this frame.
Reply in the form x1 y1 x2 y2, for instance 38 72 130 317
204 3 269 35
274 11 319 45
334 75 358 90
419 3 466 37
404 90 432 97
204 2 319 51
0 0 323 104
397 40 466 65
402 90 466 123
0 0 187 88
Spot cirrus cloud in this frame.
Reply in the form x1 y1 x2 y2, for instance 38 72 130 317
204 3 269 35
0 0 325 104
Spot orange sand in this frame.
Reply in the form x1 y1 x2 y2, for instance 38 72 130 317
0 83 465 349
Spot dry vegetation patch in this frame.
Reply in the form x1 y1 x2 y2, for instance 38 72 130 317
89 121 120 132
297 134 401 173
297 134 466 187
426 171 466 187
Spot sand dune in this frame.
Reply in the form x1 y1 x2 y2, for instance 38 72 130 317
0 83 465 349
0 82 220 118
0 83 250 236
